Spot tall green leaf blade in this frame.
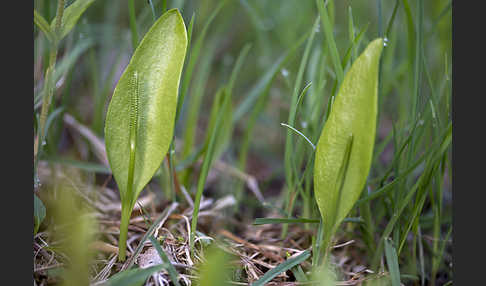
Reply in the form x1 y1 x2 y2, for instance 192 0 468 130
314 38 383 234
384 238 401 286
105 9 187 202
104 9 187 261
50 0 97 40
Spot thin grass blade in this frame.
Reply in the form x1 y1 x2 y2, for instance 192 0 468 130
251 249 311 286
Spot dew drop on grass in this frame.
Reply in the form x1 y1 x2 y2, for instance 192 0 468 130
301 121 308 128
383 37 389 47
42 140 47 146
281 68 289 78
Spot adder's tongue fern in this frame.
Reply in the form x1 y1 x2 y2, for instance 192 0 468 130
313 38 384 265
104 9 188 261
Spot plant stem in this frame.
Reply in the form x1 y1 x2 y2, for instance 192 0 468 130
34 0 65 184
118 205 132 261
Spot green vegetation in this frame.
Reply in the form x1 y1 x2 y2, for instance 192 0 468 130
104 9 187 261
34 0 452 285
314 38 383 266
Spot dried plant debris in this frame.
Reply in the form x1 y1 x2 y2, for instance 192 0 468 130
34 164 379 286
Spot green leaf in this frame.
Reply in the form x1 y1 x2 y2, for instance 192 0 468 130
103 265 164 286
34 9 55 43
34 194 46 235
50 0 97 41
104 9 187 260
314 38 383 237
384 238 401 286
105 9 187 204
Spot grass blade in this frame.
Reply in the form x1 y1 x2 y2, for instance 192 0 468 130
128 0 138 49
251 249 311 286
384 238 401 286
176 1 226 122
190 88 232 253
50 0 97 41
316 0 344 84
232 30 311 122
123 202 178 270
148 236 181 286
44 157 111 174
280 123 315 151
104 265 164 286
34 9 55 42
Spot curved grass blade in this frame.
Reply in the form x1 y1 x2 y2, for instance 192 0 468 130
232 30 311 122
203 87 233 160
104 9 187 261
50 0 97 41
104 265 164 286
122 202 178 270
176 1 226 121
282 16 319 238
128 0 138 48
34 39 94 109
202 44 251 160
34 9 55 43
45 157 111 174
280 123 315 151
384 238 401 286
190 88 232 253
148 236 181 286
251 249 310 286
316 0 344 84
